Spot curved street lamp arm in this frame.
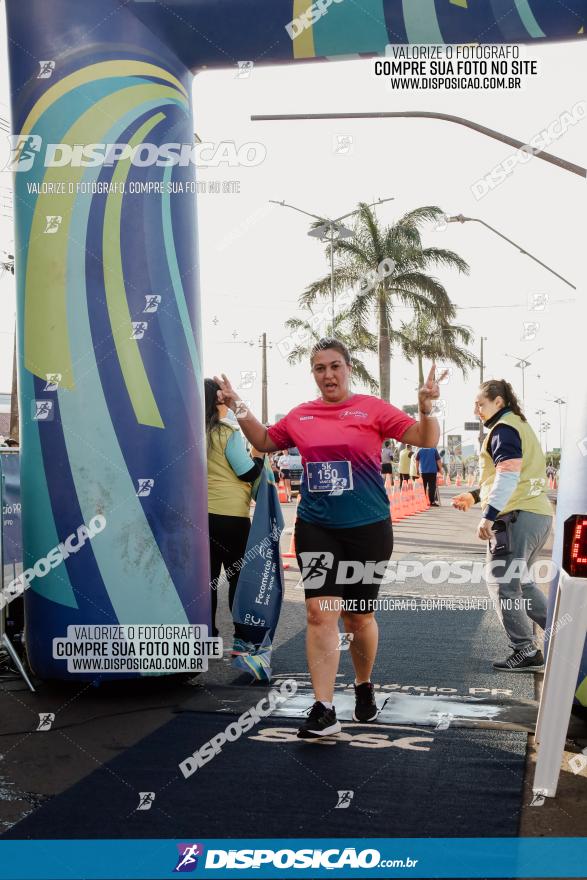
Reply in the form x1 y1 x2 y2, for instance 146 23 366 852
253 111 586 179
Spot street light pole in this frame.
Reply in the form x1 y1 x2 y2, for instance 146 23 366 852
446 215 575 289
270 196 395 334
479 336 487 447
543 421 551 456
506 348 544 406
536 409 546 450
553 398 566 452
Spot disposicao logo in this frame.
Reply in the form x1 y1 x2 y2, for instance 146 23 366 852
174 843 204 872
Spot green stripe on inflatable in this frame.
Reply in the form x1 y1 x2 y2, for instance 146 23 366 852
161 163 202 388
514 0 546 37
401 0 444 43
103 112 167 429
314 0 389 56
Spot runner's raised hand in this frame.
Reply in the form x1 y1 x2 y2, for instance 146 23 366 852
418 364 448 410
213 373 239 410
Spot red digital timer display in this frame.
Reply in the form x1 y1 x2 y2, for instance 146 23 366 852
563 515 587 578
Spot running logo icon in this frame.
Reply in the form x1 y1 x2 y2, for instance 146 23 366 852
44 216 63 234
8 134 42 172
568 754 587 775
298 551 334 589
338 632 354 651
236 60 254 78
239 370 256 389
144 295 161 313
44 373 62 392
335 790 354 808
36 713 55 731
136 792 155 811
521 321 539 341
529 293 549 311
174 843 204 872
38 61 56 78
333 134 353 155
137 479 155 497
528 477 545 497
32 400 54 421
131 321 148 340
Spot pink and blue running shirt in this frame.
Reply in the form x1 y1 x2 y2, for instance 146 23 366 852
267 394 416 528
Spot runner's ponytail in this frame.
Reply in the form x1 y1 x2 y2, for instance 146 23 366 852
480 379 527 422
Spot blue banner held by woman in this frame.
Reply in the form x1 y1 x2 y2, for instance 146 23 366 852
232 464 285 680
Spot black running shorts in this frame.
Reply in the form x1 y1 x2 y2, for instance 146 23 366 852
294 517 394 612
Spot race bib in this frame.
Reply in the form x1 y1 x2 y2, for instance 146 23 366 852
306 461 353 493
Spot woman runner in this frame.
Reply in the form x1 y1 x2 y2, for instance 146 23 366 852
214 338 444 738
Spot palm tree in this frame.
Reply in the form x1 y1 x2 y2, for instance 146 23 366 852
283 307 379 393
300 203 469 401
398 311 480 385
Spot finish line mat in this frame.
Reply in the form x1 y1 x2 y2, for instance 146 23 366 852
177 681 539 732
3 602 537 840
4 711 527 840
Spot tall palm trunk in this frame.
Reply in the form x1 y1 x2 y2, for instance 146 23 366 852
378 291 390 402
417 353 424 386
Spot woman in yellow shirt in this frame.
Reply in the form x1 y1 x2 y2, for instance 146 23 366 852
205 379 262 653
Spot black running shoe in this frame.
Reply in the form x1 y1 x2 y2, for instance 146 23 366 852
297 702 341 739
493 648 544 672
353 682 379 722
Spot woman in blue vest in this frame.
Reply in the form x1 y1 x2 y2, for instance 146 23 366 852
453 379 553 672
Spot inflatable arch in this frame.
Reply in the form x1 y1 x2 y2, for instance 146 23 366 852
4 0 586 679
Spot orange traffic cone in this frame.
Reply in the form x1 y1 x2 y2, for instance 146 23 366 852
404 481 417 516
281 528 297 571
411 482 421 515
278 479 287 503
438 474 445 487
282 496 300 569
455 473 462 487
391 486 403 522
398 483 408 518
414 480 424 512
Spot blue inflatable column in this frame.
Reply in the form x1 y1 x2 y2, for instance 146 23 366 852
5 0 210 678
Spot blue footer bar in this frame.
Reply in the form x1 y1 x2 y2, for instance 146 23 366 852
1 838 587 879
